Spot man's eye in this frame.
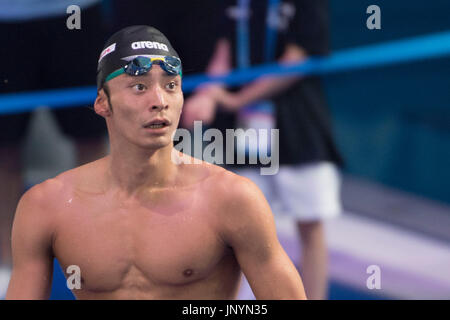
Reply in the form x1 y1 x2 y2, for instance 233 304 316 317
133 84 147 91
166 81 177 90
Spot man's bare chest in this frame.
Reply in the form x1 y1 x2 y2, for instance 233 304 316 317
52 190 228 293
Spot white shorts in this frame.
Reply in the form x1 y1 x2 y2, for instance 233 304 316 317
234 161 342 222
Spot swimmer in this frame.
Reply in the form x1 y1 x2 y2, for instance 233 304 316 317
6 26 306 300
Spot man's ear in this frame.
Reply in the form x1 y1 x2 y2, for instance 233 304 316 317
94 88 112 117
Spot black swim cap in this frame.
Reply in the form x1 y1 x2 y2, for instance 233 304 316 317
96 25 180 89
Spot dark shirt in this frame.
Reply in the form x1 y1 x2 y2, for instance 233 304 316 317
214 0 343 166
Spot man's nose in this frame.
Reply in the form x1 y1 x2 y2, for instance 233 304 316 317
148 85 168 111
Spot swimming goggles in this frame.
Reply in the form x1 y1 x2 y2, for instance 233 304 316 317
105 56 182 83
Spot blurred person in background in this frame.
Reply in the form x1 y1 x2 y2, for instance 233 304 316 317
0 0 107 295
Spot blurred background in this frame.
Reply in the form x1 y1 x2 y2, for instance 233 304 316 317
0 0 449 300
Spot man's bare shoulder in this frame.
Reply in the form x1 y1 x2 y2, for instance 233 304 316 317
175 153 227 187
203 166 271 220
205 168 275 249
175 154 261 204
13 177 66 236
55 157 109 193
213 168 264 204
20 157 108 209
19 176 66 209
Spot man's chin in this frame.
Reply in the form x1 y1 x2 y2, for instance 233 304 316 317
138 138 172 151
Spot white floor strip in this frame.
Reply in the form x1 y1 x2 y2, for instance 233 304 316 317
0 267 11 300
273 212 450 299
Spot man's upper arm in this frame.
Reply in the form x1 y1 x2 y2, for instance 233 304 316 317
6 183 56 300
219 174 306 300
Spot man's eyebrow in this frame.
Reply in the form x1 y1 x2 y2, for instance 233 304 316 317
161 72 180 79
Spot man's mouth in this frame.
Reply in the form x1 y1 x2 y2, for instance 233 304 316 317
146 123 166 129
143 118 170 129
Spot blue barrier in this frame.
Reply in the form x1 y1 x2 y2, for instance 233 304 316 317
1 30 450 114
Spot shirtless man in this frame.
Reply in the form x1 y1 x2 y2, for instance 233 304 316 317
6 25 306 300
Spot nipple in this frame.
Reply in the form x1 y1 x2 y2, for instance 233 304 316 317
183 269 193 277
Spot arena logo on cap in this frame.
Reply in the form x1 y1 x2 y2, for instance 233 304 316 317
131 41 169 51
98 43 116 63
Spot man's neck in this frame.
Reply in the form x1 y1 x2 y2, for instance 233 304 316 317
107 142 178 196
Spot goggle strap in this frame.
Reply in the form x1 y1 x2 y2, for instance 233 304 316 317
105 68 125 82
